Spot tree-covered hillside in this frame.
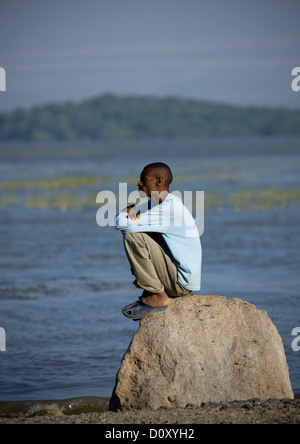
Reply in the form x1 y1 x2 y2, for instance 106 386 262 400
0 94 300 141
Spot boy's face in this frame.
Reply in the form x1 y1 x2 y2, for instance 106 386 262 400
137 167 157 197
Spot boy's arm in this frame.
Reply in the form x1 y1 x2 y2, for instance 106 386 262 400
116 201 168 233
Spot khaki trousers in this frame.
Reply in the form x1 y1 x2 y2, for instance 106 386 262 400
123 232 191 297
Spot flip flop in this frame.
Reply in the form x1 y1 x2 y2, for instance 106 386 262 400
121 298 168 320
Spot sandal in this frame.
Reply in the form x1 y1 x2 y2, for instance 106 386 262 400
121 298 168 320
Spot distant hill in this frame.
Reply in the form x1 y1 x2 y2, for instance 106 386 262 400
0 94 300 141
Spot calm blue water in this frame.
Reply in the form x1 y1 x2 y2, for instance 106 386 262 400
0 137 299 411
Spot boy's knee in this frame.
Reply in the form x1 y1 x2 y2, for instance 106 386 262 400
123 232 147 248
123 232 144 241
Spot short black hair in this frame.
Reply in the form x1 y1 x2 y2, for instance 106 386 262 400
143 162 173 186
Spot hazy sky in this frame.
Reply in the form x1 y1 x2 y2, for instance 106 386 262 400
0 0 300 111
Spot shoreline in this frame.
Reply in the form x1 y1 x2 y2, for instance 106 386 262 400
0 398 299 424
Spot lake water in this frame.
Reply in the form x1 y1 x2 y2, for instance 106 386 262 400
0 137 299 415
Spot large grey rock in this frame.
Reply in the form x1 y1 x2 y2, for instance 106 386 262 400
109 295 294 411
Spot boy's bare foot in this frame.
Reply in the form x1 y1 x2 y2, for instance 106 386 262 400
142 291 171 307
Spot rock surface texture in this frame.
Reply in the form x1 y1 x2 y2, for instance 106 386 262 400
110 295 293 411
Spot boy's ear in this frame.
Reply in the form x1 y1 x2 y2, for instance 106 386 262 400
156 176 163 186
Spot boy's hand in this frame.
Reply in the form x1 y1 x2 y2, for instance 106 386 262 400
121 205 141 220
